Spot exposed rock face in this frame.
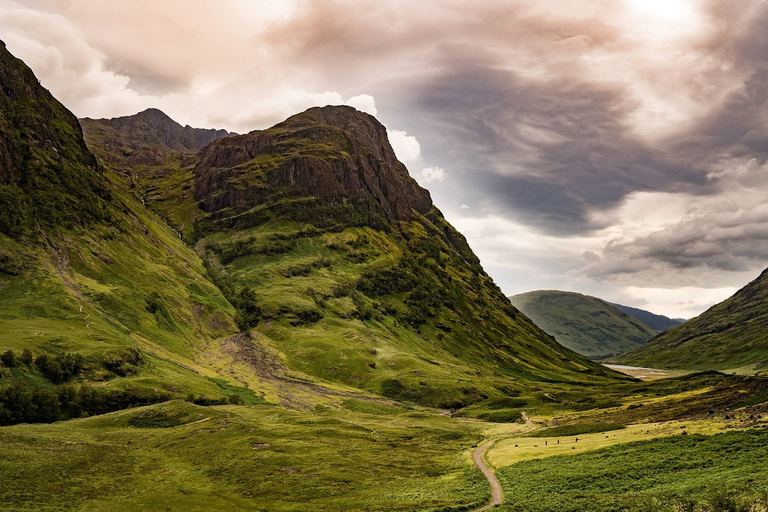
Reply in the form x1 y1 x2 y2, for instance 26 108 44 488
79 108 233 164
193 105 432 224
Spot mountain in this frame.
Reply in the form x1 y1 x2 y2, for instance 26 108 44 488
82 103 625 409
608 303 686 332
80 108 232 167
509 290 658 359
0 40 243 423
0 42 111 238
0 36 624 430
615 268 768 371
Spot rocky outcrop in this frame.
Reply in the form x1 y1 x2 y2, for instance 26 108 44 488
193 105 432 224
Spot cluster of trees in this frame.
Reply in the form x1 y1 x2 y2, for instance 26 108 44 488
0 381 171 425
1 349 83 384
0 347 239 425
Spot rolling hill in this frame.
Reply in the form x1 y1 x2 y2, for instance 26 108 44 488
615 268 768 371
509 290 658 359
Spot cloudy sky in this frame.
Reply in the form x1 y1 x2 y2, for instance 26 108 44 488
3 0 768 318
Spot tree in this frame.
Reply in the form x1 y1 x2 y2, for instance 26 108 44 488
0 350 16 367
19 348 33 366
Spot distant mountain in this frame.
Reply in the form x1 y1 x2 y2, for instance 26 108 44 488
80 108 232 167
608 303 686 332
615 268 768 371
509 290 658 360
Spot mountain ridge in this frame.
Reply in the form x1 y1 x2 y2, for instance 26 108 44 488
608 302 686 332
79 107 233 167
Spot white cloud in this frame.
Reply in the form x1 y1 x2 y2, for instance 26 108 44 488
0 7 150 118
345 94 377 116
387 129 421 163
419 166 446 183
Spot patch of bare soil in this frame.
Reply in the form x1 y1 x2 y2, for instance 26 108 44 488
219 332 397 410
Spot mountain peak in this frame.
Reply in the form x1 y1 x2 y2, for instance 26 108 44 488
193 106 432 230
80 109 233 163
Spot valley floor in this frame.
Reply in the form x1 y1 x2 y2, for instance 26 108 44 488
3 372 768 511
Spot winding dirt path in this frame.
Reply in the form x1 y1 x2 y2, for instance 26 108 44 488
470 411 537 511
471 440 503 511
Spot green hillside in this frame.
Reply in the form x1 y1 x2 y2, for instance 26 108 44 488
615 268 768 371
0 39 245 421
5 39 768 512
509 290 658 359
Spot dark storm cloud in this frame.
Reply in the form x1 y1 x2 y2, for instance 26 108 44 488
580 199 768 279
671 4 768 166
398 64 702 234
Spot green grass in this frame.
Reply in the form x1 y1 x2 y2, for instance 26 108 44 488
0 399 488 511
495 427 768 511
526 422 626 437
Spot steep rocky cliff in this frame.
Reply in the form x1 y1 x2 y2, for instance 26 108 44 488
193 106 432 231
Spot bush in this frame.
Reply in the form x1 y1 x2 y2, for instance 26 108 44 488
19 349 33 366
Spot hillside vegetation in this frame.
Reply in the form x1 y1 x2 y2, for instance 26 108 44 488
0 40 244 420
616 268 768 371
509 290 657 359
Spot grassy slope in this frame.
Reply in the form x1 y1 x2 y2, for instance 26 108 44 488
0 41 246 403
0 165 243 399
509 290 657 359
199 218 626 410
615 268 768 371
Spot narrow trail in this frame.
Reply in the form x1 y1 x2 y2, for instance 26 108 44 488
470 410 537 511
471 441 503 511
